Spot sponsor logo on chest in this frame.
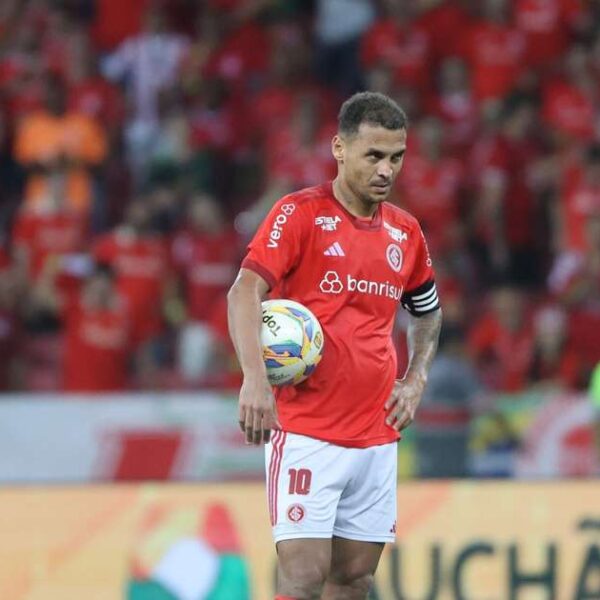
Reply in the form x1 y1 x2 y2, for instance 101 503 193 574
267 203 296 248
383 221 408 243
319 270 403 301
315 215 342 231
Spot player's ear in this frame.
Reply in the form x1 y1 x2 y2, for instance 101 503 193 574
332 135 344 163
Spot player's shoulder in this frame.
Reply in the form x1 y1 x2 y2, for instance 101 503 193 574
382 202 422 232
277 184 332 213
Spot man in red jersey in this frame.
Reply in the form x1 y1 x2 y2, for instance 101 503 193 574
228 92 442 600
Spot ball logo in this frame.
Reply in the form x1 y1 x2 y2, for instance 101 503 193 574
319 271 343 294
287 503 306 523
386 244 403 273
313 331 323 349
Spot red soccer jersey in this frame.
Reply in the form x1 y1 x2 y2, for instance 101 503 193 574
242 183 440 448
93 231 170 344
462 22 526 102
12 209 87 280
63 295 132 391
542 79 596 142
171 228 241 322
398 153 464 252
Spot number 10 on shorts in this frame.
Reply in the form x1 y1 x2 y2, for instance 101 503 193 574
288 468 312 495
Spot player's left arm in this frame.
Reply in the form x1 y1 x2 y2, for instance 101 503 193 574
385 308 442 431
385 222 442 431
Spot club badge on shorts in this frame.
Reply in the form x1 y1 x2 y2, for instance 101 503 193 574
287 503 306 523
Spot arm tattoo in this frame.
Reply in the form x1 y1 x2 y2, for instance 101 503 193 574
405 309 442 381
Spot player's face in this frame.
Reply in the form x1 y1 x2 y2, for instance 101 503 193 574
333 124 407 207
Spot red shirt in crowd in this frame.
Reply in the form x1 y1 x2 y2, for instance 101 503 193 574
468 313 534 392
242 183 440 447
203 22 270 87
461 21 526 102
515 0 582 67
68 76 125 126
559 166 600 251
469 132 539 248
92 0 149 50
12 209 87 280
62 294 131 391
427 89 478 154
266 126 337 189
361 19 431 92
171 227 240 322
398 152 464 252
542 79 596 141
417 1 471 62
250 86 296 140
94 231 171 345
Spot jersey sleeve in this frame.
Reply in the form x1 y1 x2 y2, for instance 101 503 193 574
401 224 441 317
241 197 306 290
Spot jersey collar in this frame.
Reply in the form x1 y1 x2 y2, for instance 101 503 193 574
323 181 383 231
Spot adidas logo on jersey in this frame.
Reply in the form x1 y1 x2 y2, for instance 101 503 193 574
323 242 345 257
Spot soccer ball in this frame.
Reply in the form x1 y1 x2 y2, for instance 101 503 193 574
261 299 324 386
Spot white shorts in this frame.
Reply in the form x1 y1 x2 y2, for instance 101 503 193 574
265 431 397 544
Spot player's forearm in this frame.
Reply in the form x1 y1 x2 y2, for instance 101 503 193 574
227 277 268 381
404 309 442 384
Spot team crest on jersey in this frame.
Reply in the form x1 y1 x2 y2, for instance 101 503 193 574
384 222 408 243
315 215 341 231
287 503 306 523
386 244 403 273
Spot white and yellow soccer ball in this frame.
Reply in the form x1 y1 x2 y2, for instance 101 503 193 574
261 299 324 386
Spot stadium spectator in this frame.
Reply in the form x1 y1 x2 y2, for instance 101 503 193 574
555 143 600 254
461 0 526 106
415 0 472 63
542 44 597 144
361 0 432 96
549 213 600 381
67 31 125 139
427 56 477 154
11 188 88 289
314 0 375 94
264 92 337 190
397 116 465 254
468 98 543 286
468 284 535 392
528 304 585 390
102 5 188 125
170 193 240 382
13 74 107 214
102 5 189 183
0 244 23 390
514 0 584 69
30 261 133 392
93 197 172 353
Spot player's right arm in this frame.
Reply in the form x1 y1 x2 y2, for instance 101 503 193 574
227 268 279 446
228 196 305 445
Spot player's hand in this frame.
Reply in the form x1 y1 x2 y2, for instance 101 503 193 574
238 375 281 445
384 376 426 432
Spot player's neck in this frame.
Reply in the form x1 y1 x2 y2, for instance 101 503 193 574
332 177 378 219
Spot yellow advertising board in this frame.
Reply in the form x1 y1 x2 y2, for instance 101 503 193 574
1 482 599 600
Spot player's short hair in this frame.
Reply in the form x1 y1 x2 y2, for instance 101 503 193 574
338 92 408 137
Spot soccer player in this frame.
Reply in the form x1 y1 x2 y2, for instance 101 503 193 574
228 92 442 600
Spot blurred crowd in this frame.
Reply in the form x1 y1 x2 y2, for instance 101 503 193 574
0 0 599 405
